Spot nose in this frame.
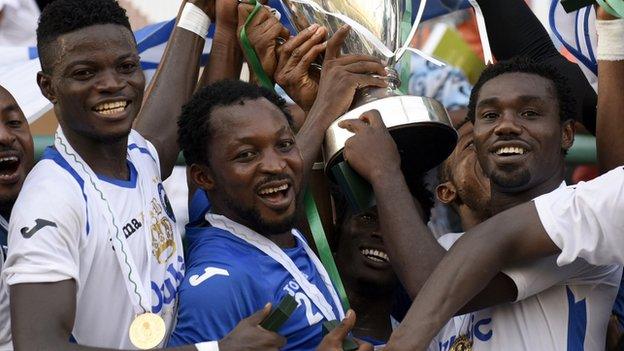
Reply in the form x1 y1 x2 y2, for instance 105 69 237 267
94 69 125 94
0 124 16 147
259 149 287 174
493 110 522 137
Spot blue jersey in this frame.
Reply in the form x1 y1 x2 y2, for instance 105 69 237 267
168 224 342 350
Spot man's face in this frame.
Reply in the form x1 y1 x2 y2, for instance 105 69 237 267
39 24 145 143
206 98 303 235
0 88 34 207
336 207 397 291
473 73 572 191
441 122 490 216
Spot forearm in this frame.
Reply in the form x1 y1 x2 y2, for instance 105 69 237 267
295 106 335 178
198 26 243 87
134 3 205 179
387 202 558 350
370 172 445 299
596 18 624 172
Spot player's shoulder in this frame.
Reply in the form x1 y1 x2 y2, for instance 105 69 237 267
128 130 160 168
19 147 86 202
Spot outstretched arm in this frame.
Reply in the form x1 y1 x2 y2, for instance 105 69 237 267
134 0 211 179
383 202 560 351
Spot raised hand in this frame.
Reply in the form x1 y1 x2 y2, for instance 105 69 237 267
308 25 388 123
316 310 373 351
218 304 287 351
339 110 401 184
275 24 328 112
238 3 290 80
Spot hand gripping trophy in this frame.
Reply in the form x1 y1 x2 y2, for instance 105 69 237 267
280 0 458 203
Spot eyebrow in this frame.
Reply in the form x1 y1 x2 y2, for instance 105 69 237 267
477 95 547 108
1 104 20 114
64 53 139 69
234 125 290 144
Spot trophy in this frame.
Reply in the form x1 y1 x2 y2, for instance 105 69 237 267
279 0 458 202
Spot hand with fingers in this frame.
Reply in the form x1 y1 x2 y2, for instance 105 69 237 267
218 303 287 351
308 25 389 124
339 110 401 184
237 2 290 80
316 310 374 351
275 23 328 112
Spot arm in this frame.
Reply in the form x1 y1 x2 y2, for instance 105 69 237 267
596 10 624 172
197 0 244 87
339 112 517 312
385 202 560 351
134 0 210 179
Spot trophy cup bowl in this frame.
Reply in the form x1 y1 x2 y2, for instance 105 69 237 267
279 0 458 179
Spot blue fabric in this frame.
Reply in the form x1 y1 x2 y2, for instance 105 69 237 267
566 287 587 351
187 189 211 226
168 225 341 350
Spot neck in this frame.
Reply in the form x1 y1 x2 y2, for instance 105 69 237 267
458 207 486 231
0 203 12 222
266 231 296 248
344 278 393 341
62 127 129 179
490 168 564 214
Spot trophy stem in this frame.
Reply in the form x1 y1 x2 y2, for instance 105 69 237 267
351 67 402 109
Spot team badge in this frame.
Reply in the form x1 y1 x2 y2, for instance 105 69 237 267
450 335 472 351
158 183 176 222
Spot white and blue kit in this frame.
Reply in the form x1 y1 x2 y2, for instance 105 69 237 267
428 182 622 351
169 214 344 351
2 129 184 349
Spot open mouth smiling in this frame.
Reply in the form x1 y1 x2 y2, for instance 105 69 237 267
359 247 390 264
0 154 21 183
92 100 130 117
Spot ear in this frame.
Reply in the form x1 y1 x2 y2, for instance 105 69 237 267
189 163 216 191
436 181 457 205
561 120 576 152
37 71 57 104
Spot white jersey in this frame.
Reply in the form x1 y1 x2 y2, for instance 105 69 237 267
429 232 621 351
0 216 9 351
2 130 184 349
0 0 39 46
535 167 624 267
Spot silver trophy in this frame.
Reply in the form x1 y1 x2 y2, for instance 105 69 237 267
279 0 458 180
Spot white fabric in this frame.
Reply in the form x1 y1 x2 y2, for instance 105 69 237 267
2 131 184 349
177 2 210 38
596 19 624 61
535 166 624 267
195 341 219 351
0 217 10 351
0 0 39 47
429 230 621 351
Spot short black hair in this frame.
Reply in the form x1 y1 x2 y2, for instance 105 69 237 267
179 80 294 167
37 0 132 73
467 57 576 124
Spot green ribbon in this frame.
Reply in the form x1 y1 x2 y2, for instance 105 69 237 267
596 0 622 18
239 0 276 89
239 3 351 311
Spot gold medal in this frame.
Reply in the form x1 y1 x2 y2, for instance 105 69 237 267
450 335 473 351
129 313 166 350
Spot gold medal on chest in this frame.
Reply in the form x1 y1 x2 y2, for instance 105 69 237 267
129 313 166 349
450 335 473 351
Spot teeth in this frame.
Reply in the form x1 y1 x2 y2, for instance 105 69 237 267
94 101 128 113
0 157 18 163
360 248 389 263
496 146 525 155
259 184 289 195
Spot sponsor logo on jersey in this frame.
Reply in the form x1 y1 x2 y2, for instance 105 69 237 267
122 214 143 238
151 255 185 313
158 183 176 222
149 197 176 264
20 218 57 238
189 267 230 286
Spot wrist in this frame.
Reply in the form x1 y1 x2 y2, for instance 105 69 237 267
369 166 404 189
178 2 211 38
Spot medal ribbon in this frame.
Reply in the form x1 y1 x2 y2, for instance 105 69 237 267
54 128 155 315
207 213 345 321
